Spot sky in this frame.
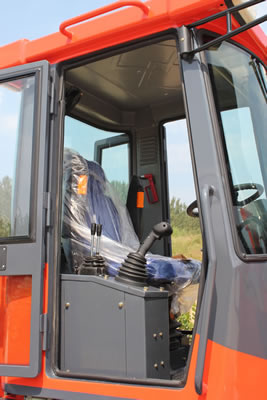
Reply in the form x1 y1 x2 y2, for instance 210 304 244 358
0 1 266 205
0 0 266 46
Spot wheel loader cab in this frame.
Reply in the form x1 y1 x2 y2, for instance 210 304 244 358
59 36 202 383
0 0 266 396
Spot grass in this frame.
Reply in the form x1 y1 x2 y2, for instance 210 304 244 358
171 228 202 261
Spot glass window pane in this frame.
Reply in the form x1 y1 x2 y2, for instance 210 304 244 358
0 76 35 238
64 117 129 203
102 144 129 204
206 42 267 255
164 119 202 260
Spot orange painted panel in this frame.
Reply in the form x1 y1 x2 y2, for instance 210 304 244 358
0 276 32 366
0 0 265 69
4 334 267 399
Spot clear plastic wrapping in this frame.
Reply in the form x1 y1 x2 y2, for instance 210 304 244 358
62 149 201 314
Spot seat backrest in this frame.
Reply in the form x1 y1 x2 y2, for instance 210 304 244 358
62 149 139 272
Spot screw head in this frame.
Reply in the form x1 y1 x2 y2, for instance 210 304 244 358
154 363 158 369
65 302 70 309
118 302 124 309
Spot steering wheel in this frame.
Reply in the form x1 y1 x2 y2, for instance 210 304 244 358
187 200 199 218
187 182 263 217
237 216 267 254
233 183 264 207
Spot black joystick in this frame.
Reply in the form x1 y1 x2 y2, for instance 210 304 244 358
78 223 107 276
115 221 172 286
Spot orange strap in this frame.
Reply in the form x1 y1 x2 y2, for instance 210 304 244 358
77 175 88 195
136 191 144 208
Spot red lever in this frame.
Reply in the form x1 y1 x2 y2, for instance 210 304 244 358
59 1 150 40
141 174 159 204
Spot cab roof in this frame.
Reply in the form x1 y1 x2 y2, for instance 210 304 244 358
0 0 266 69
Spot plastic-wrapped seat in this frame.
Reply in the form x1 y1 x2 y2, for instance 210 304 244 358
62 149 140 273
62 148 201 314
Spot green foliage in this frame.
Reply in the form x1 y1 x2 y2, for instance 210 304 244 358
110 180 129 204
178 303 197 331
170 197 202 260
170 197 200 234
0 176 12 236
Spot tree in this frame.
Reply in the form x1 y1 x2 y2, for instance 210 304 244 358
110 180 129 204
170 196 200 233
0 176 12 236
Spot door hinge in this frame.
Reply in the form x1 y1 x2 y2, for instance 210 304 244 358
43 191 52 227
40 313 49 351
49 74 56 116
178 26 193 59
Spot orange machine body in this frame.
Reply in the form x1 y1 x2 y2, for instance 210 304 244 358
0 0 266 399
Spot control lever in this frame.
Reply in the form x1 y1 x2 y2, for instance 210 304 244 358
116 222 172 286
90 223 96 256
138 222 173 256
96 223 102 255
79 223 107 276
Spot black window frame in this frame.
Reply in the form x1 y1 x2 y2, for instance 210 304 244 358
198 29 267 262
0 71 43 244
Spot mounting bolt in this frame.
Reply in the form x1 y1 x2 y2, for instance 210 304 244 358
65 302 70 309
159 332 163 338
154 363 158 369
118 302 124 309
153 333 157 339
160 361 165 367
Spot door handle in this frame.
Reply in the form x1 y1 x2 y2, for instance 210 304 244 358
59 1 150 40
195 184 217 395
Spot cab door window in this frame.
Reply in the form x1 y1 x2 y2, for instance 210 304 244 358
164 119 202 260
206 42 267 255
0 76 35 239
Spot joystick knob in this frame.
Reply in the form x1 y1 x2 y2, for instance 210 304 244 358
116 222 172 286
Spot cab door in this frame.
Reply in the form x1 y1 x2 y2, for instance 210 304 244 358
0 61 50 377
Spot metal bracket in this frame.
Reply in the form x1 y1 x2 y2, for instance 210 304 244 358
0 246 7 271
40 313 49 351
178 25 193 56
43 192 52 228
49 72 56 116
180 0 267 58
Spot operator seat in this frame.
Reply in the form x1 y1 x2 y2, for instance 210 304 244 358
62 149 139 273
61 149 200 293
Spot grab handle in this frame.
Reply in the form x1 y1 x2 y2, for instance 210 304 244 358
195 185 217 395
59 1 150 39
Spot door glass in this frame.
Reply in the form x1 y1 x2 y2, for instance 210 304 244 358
64 117 129 203
164 119 202 260
207 42 267 255
102 144 129 204
0 76 35 238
